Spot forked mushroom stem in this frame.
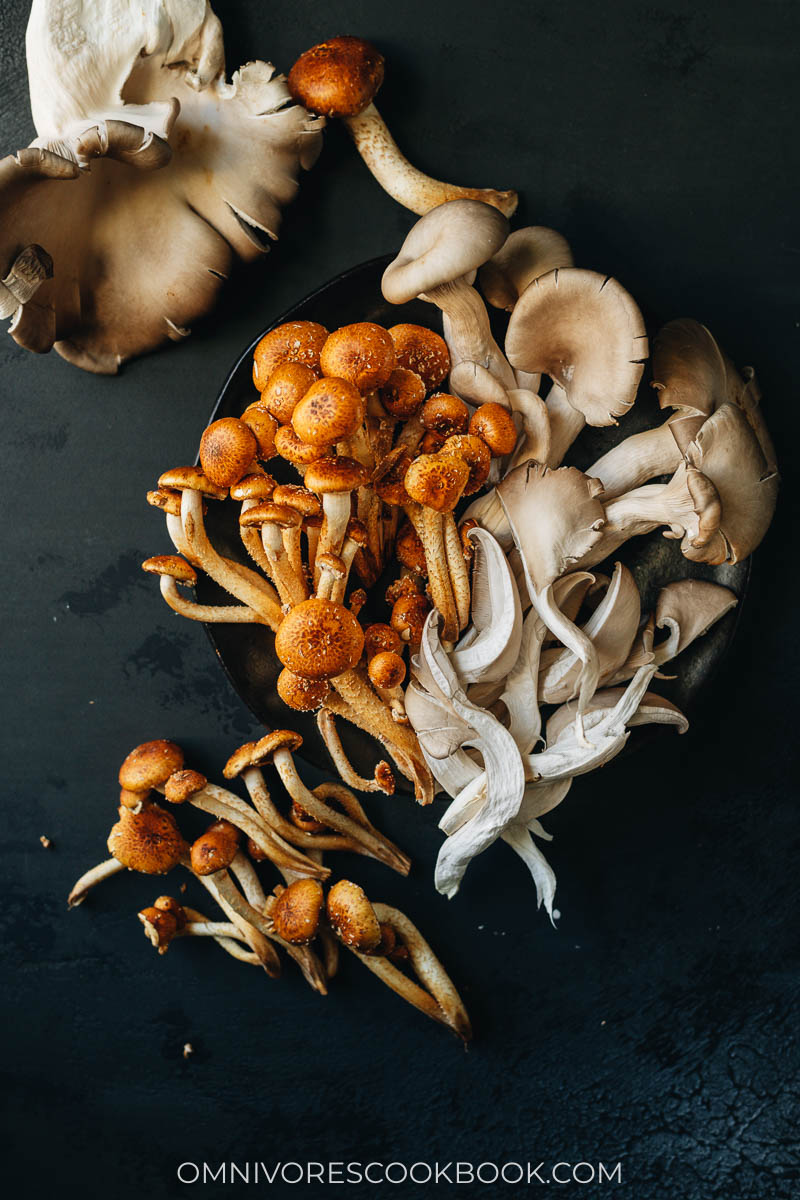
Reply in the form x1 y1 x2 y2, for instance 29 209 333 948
181 906 263 966
68 857 124 907
322 690 434 805
190 864 281 977
316 708 396 794
346 104 517 217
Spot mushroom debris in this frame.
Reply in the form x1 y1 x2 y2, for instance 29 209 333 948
138 198 776 926
1 0 322 372
69 738 470 1040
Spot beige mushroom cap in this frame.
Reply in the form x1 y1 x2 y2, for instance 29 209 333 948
653 580 738 663
506 269 648 427
274 599 365 680
546 688 689 744
479 226 573 311
119 739 185 792
382 199 510 305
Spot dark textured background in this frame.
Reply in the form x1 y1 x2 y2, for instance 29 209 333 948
1 1 798 1197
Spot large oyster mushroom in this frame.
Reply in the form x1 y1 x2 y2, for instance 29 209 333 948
1 0 322 372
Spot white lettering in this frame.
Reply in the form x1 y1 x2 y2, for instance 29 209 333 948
177 1163 199 1184
502 1162 524 1184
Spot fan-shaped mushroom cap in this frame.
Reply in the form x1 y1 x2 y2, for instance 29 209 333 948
506 269 647 427
405 453 469 512
326 880 382 952
6 4 322 372
275 598 365 679
682 403 778 564
304 456 369 494
272 879 325 944
291 378 365 445
469 403 517 457
229 472 276 502
320 322 396 391
479 226 573 311
380 367 426 419
107 799 187 874
253 322 328 387
545 688 689 744
277 667 330 712
382 200 510 305
164 769 207 804
651 318 727 421
441 434 491 495
389 324 450 389
119 739 184 792
142 555 197 585
199 418 258 488
256 360 318 422
653 580 738 664
288 36 384 119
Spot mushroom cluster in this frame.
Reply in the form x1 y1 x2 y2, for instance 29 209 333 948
138 198 777 926
69 737 470 1039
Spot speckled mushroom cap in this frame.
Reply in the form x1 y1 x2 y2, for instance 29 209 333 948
304 456 369 494
275 598 365 680
107 800 187 875
421 393 470 437
190 820 241 876
373 447 413 506
363 623 403 659
272 878 325 944
505 269 648 427
404 453 469 512
382 200 510 305
274 425 332 465
141 556 198 584
146 488 182 516
119 740 185 792
441 434 492 495
389 324 450 389
158 467 227 500
164 769 207 804
320 323 397 391
395 524 427 574
469 403 518 456
257 361 319 423
230 473 277 502
223 730 305 779
292 377 365 445
272 484 322 516
379 366 426 418
277 668 330 712
199 418 258 488
287 37 384 119
239 501 301 529
240 406 278 461
252 321 328 387
326 879 382 951
368 650 406 689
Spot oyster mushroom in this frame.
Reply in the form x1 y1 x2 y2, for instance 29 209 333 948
505 269 648 466
651 579 738 666
381 200 515 390
287 37 516 217
5 0 322 371
479 225 574 313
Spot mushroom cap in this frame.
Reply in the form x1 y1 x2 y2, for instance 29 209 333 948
391 592 431 642
275 598 365 680
683 402 778 564
119 787 148 810
164 769 207 804
253 322 328 387
257 360 319 423
289 800 329 834
441 434 491 495
382 200 510 304
654 579 738 659
421 393 470 436
287 36 384 118
304 455 369 494
496 461 606 590
372 447 413 506
395 523 428 574
277 667 331 712
368 650 407 690
419 431 446 455
344 518 369 547
546 688 689 744
651 318 727 419
138 905 179 952
292 377 365 445
389 324 450 389
380 367 426 418
190 820 240 876
240 406 278 461
506 269 648 427
272 483 322 516
158 466 227 499
107 800 187 875
404 453 469 512
468 403 518 456
363 623 404 658
119 739 185 792
326 879 382 951
316 552 347 579
479 225 573 310
274 424 332 465
272 878 325 944
141 555 197 584
154 895 188 931
320 323 396 391
199 418 258 488
230 472 277 502
146 487 182 516
239 501 301 530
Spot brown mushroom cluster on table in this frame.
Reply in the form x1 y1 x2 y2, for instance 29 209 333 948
68 737 470 1040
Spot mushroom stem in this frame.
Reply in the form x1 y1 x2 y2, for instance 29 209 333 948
193 867 282 977
317 492 354 564
316 709 396 794
419 506 459 642
545 384 586 466
67 857 124 907
443 512 471 631
181 490 284 629
157 575 266 623
179 905 264 963
239 497 276 577
321 691 430 799
430 278 515 389
534 581 600 730
587 418 683 499
345 103 517 217
239 765 381 854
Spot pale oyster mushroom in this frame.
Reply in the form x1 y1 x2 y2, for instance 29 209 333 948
2 0 321 371
448 527 523 686
479 226 574 313
651 580 738 666
505 269 648 466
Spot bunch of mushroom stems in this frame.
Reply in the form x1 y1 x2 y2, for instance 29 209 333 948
68 738 470 1039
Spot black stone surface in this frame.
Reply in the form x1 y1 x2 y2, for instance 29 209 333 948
1 2 798 1197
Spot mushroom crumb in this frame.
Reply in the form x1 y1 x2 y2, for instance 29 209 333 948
182 1043 194 1059
39 835 52 849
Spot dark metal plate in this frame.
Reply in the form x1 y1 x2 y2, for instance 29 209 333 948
198 256 749 781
